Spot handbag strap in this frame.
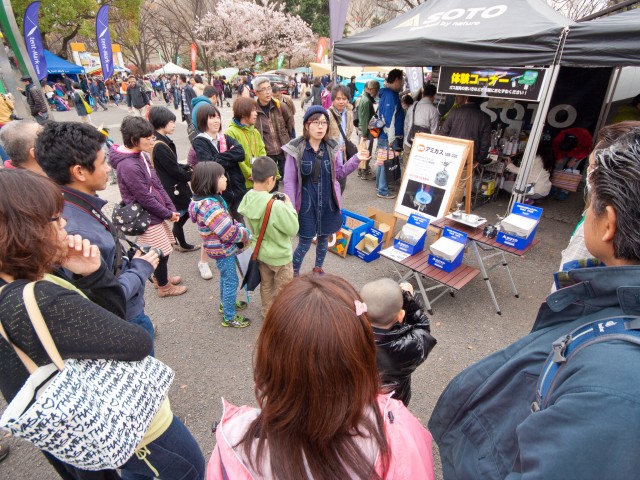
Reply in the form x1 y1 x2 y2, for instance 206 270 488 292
0 282 64 373
251 198 276 261
330 109 349 143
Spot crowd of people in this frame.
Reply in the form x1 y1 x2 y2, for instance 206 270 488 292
2 64 640 480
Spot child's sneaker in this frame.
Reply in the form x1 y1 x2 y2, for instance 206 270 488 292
218 300 248 314
220 314 251 328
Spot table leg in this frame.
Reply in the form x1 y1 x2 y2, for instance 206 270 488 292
413 272 433 315
471 240 502 315
499 250 519 297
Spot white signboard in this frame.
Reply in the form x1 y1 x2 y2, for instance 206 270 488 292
394 133 472 221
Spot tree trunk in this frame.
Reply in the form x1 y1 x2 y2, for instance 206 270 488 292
57 25 81 60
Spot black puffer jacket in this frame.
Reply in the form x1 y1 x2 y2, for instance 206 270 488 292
373 291 437 406
152 132 192 211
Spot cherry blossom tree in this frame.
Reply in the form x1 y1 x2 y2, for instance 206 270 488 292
194 0 315 67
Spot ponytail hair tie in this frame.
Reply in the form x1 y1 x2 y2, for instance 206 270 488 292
354 300 368 316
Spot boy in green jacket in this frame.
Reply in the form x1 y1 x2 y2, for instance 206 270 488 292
225 97 267 189
238 156 299 316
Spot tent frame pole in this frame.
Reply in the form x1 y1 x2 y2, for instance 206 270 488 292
509 27 569 211
593 67 622 142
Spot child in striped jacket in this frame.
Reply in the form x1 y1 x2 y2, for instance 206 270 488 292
189 162 252 328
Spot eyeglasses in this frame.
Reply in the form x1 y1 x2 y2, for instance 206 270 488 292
309 120 328 127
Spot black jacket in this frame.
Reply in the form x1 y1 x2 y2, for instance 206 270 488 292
440 102 492 164
192 133 247 206
126 84 150 109
152 132 192 211
373 291 437 406
180 84 197 122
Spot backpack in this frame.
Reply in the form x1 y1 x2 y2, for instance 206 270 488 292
532 315 640 412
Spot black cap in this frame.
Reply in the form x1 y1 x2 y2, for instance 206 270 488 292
20 76 32 82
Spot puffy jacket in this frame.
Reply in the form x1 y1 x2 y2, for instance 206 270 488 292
282 137 360 213
255 99 291 156
374 291 437 406
206 394 435 479
429 265 640 480
191 133 247 207
225 119 267 188
439 102 491 164
109 145 175 225
189 195 250 260
24 83 48 116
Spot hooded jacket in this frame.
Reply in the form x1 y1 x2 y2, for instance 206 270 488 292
109 145 175 225
190 95 212 131
237 190 298 266
255 98 291 156
191 133 247 207
225 119 267 188
429 265 640 479
282 137 359 213
206 394 435 480
377 87 404 144
189 195 250 260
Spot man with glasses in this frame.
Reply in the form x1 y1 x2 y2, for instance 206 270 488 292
252 76 292 188
430 128 640 479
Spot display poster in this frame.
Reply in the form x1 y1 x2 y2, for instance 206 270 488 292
438 66 546 102
394 133 472 221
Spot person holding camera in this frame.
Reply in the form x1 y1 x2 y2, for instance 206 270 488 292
35 121 160 354
189 162 252 328
238 156 298 317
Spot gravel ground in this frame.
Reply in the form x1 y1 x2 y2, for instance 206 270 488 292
0 97 583 479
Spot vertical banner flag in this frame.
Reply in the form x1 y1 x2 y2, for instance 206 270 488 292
406 67 424 92
23 2 47 80
96 5 114 79
316 38 328 63
190 43 197 75
329 0 350 44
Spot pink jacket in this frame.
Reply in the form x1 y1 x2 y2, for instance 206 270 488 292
206 394 435 479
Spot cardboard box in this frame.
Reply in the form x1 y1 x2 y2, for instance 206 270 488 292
355 227 384 262
496 202 543 250
328 228 352 258
366 207 398 249
393 213 430 256
342 209 375 256
428 226 467 272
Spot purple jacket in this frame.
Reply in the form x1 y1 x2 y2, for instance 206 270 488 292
282 137 359 212
109 145 176 225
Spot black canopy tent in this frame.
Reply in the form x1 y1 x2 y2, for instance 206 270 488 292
333 0 640 206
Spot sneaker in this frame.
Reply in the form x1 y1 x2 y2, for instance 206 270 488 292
377 192 397 199
219 300 248 314
198 262 213 280
221 314 251 328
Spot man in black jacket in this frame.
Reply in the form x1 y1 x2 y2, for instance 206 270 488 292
17 76 49 124
440 95 492 204
126 76 150 116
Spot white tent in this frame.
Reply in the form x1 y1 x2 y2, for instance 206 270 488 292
152 62 205 76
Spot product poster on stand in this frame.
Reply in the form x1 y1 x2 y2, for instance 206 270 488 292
394 133 473 222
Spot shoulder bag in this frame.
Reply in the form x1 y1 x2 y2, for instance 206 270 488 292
330 109 358 160
407 102 431 145
241 198 275 291
0 281 174 470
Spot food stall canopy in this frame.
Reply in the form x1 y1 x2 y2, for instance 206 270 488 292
333 0 574 67
44 50 85 75
561 9 640 67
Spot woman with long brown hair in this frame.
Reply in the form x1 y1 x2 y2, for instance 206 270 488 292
206 274 435 479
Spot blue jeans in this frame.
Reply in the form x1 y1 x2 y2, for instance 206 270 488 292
376 137 389 195
130 311 155 357
120 415 205 480
216 256 239 320
293 235 329 274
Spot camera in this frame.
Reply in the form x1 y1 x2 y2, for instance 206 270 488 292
272 192 286 201
139 245 164 259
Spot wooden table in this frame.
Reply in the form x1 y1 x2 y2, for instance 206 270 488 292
431 217 539 314
382 249 480 315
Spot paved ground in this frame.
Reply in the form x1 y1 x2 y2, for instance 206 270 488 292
0 96 583 479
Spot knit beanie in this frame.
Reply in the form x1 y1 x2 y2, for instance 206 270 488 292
303 105 330 124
